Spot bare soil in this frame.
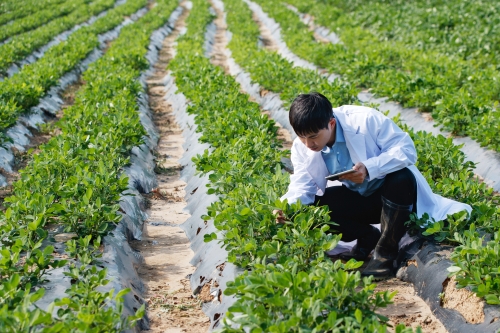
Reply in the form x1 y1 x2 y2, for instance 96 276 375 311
442 275 485 324
131 3 210 332
375 278 448 333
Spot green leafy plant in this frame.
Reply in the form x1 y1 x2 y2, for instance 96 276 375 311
261 0 500 152
0 0 178 329
167 0 409 330
0 0 116 72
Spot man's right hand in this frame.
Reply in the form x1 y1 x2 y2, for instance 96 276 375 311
273 209 286 224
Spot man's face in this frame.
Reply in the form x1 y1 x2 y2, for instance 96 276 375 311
298 118 336 152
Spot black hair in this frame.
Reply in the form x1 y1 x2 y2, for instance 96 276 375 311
289 92 333 137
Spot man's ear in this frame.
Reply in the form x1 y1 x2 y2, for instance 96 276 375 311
329 117 336 129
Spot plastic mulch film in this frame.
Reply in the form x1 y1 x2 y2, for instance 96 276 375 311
397 241 500 332
206 3 500 332
0 0 127 80
244 0 339 83
203 7 217 58
0 4 150 188
31 7 185 332
209 0 295 178
358 92 500 192
97 7 185 331
282 4 500 193
162 66 242 330
284 4 341 45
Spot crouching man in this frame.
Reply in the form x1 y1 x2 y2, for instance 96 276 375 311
274 92 471 280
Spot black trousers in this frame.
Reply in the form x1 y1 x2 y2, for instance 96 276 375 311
314 168 417 242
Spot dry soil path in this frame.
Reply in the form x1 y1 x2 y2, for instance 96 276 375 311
132 3 210 332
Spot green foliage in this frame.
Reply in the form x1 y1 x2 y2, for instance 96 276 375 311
393 121 500 304
223 0 500 321
0 0 89 42
0 0 148 138
65 235 102 265
263 0 500 152
168 0 401 330
0 0 116 71
0 0 68 26
223 260 392 333
407 211 469 243
223 0 358 108
447 226 500 305
0 277 53 332
0 0 178 329
55 265 145 332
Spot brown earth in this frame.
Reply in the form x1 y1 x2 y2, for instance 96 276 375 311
131 3 210 332
442 275 485 324
375 278 448 333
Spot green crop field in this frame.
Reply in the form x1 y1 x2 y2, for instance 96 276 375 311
0 0 499 332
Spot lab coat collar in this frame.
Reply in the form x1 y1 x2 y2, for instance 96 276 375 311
333 109 367 163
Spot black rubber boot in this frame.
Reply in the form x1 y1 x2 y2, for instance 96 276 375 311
339 226 381 261
361 196 412 280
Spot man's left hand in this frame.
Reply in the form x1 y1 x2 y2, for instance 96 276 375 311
340 162 367 184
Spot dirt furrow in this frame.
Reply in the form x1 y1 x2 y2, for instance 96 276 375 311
132 3 210 332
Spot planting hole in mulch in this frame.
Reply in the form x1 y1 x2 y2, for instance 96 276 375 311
441 275 485 324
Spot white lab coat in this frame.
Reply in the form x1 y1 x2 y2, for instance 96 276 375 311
281 105 472 222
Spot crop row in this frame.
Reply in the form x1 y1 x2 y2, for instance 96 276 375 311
220 0 358 110
257 0 500 153
0 0 116 73
0 0 147 144
0 0 178 331
223 0 500 308
167 0 417 331
0 0 88 42
0 0 64 15
310 0 500 68
0 0 68 26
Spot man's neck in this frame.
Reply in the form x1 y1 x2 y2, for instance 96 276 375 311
327 123 336 147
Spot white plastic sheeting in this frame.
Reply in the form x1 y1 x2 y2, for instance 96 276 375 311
283 3 500 193
358 92 500 193
162 48 242 331
0 0 127 80
285 4 341 45
209 0 295 149
32 6 188 332
97 6 186 331
0 5 150 188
